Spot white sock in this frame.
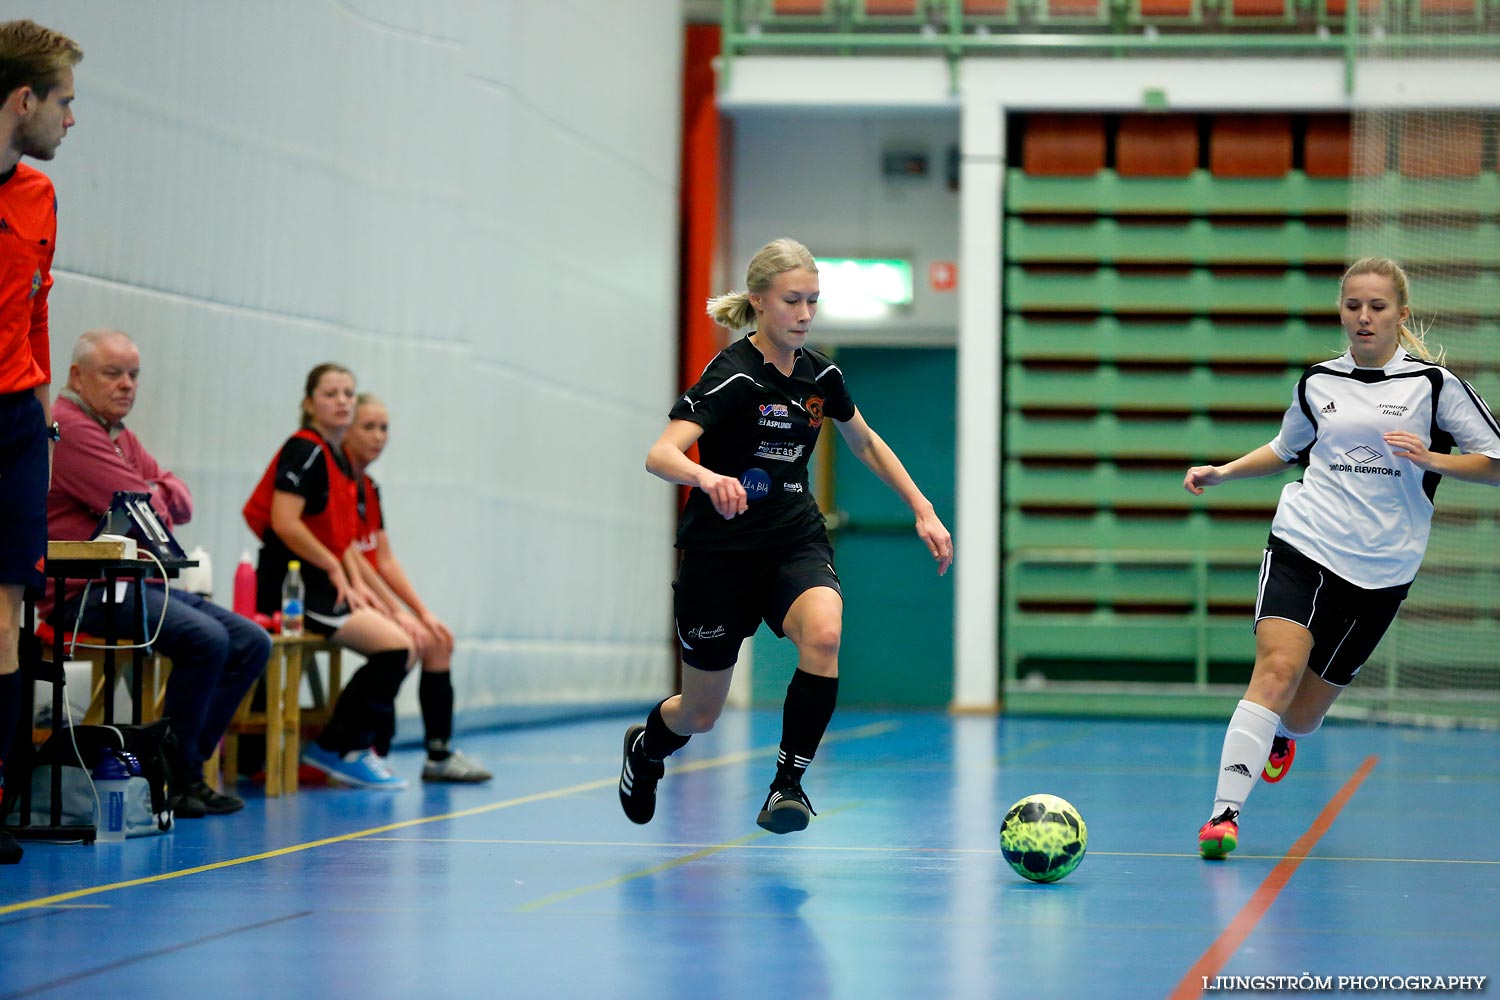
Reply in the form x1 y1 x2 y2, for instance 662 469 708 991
1211 699 1281 821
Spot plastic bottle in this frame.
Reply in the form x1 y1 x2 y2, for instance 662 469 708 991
281 560 305 637
183 545 213 597
233 551 257 618
93 749 131 843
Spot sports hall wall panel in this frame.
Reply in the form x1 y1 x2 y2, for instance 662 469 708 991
33 0 686 720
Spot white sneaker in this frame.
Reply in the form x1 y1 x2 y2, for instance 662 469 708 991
421 748 493 783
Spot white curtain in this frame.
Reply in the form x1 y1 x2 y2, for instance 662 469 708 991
35 0 684 718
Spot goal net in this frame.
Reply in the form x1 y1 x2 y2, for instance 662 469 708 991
1341 14 1500 728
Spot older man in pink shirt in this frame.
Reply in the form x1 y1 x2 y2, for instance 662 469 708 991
45 329 268 817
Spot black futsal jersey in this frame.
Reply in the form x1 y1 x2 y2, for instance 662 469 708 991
670 337 856 552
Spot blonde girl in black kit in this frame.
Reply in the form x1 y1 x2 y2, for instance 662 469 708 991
618 238 953 834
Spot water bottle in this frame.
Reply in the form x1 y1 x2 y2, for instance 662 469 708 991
281 560 305 637
233 550 257 617
180 544 213 597
93 749 131 843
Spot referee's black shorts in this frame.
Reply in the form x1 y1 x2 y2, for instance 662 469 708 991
672 539 841 672
1254 534 1411 688
0 389 49 592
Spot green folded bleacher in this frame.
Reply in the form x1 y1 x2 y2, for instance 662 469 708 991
1003 112 1500 706
998 115 1311 691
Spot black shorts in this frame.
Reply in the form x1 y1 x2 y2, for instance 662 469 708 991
1254 535 1411 688
672 540 841 671
0 390 48 591
302 574 350 636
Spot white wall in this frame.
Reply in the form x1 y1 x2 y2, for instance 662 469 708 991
730 109 960 346
30 0 685 718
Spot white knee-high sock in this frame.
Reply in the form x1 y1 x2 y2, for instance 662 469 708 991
1211 699 1281 821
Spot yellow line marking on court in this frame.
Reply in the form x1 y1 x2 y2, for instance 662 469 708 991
514 831 771 912
514 804 861 913
362 837 1500 866
993 737 1085 764
0 721 899 916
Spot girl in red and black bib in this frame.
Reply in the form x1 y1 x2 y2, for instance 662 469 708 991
243 363 414 790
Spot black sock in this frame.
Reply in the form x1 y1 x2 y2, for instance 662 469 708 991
419 671 454 758
641 699 690 761
318 650 409 754
778 670 839 782
0 671 18 800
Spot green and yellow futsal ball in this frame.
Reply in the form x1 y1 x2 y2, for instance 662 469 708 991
999 793 1088 883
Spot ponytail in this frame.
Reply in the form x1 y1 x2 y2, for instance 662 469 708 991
706 291 756 331
708 238 820 333
1397 322 1443 365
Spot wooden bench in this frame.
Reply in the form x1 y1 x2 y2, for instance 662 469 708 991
31 621 170 740
34 621 345 798
217 635 343 797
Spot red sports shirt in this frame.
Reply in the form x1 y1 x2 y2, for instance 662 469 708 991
0 164 57 394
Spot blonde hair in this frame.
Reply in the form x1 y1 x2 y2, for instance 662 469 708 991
1340 256 1443 364
355 391 385 411
706 238 818 331
0 20 83 100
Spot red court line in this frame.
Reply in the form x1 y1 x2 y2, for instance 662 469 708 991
1169 754 1380 1000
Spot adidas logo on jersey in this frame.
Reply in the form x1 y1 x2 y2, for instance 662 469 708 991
1321 400 1337 414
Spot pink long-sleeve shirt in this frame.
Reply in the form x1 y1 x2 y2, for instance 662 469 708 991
41 393 193 620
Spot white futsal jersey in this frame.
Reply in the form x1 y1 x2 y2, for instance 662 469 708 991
1267 348 1500 590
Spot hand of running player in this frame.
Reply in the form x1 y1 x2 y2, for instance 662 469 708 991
1183 464 1222 495
916 510 953 576
1383 430 1436 470
699 471 749 519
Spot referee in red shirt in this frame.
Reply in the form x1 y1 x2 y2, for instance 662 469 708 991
0 19 82 865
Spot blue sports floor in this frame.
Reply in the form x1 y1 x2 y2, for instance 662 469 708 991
2 710 1497 1000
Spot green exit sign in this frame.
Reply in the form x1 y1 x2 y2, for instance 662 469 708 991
814 258 914 312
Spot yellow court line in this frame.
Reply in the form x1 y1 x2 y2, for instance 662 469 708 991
993 736 1088 764
514 802 861 913
364 837 1500 866
0 720 901 916
514 831 772 912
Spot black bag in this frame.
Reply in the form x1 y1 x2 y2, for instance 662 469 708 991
29 720 177 835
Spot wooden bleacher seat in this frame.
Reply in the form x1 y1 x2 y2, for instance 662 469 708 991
1041 0 1112 17
772 0 833 14
1227 0 1294 19
1322 0 1380 14
1304 114 1353 177
1399 114 1483 177
1415 0 1481 19
1209 115 1293 178
1116 115 1198 177
217 634 343 797
1022 115 1106 176
1135 0 1197 19
862 0 924 14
